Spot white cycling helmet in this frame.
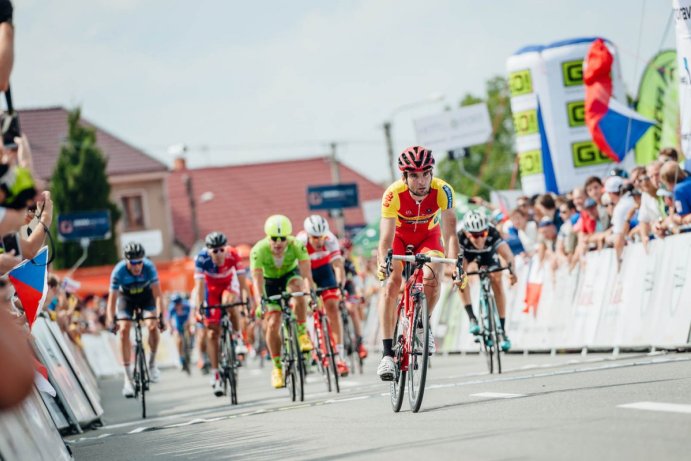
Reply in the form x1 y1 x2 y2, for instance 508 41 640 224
463 210 489 233
304 215 329 237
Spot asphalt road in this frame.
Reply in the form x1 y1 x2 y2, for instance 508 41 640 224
68 351 691 460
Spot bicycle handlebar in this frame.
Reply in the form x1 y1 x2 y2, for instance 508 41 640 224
465 265 511 276
383 249 465 282
262 291 311 302
203 300 250 309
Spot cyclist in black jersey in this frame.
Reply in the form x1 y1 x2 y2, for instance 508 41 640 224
458 210 517 351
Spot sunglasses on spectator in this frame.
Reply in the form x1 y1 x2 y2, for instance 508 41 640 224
211 247 225 254
271 236 287 242
128 259 144 265
469 230 488 238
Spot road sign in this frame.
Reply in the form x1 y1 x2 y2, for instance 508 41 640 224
57 210 112 242
414 103 492 152
307 183 359 210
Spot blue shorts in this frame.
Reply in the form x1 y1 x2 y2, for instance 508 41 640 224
117 304 156 320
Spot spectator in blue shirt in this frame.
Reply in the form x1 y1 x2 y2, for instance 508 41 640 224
660 161 691 230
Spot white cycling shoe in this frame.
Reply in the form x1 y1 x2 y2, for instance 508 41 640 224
377 356 395 381
122 379 135 398
212 378 224 397
235 339 248 356
149 364 161 383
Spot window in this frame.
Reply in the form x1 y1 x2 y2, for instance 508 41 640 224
121 194 145 230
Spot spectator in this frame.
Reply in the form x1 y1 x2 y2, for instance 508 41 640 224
516 195 534 220
632 164 662 243
604 176 635 262
508 207 538 256
535 194 564 231
556 200 578 262
658 146 691 175
575 197 609 253
584 175 611 230
660 161 691 228
572 187 586 214
538 217 558 252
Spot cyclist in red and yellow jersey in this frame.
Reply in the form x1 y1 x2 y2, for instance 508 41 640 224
376 146 461 381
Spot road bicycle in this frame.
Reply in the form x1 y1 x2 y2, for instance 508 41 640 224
311 286 341 393
339 290 364 375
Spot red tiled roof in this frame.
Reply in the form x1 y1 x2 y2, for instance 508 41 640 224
19 107 167 180
168 157 385 249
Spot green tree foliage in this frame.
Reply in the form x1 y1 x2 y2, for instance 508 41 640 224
50 108 121 269
437 76 517 199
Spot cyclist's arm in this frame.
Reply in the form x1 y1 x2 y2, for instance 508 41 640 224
332 258 345 286
194 278 205 310
377 217 396 266
298 259 314 292
152 282 164 318
237 271 248 301
441 208 460 258
106 289 117 326
497 242 515 272
252 268 264 308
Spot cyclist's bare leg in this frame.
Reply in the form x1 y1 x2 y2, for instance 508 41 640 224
379 262 403 342
490 272 506 319
206 324 220 369
174 330 183 357
265 312 281 359
119 320 132 371
287 277 307 323
347 302 362 337
422 261 443 314
459 260 476 306
325 297 341 344
144 318 159 363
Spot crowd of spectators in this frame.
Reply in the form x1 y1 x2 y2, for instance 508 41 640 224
490 147 691 269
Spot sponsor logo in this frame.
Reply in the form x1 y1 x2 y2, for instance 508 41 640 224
405 209 413 216
519 149 543 176
674 6 691 21
562 60 583 87
513 109 539 136
509 69 533 97
442 184 454 208
571 141 611 168
566 100 585 127
383 191 393 207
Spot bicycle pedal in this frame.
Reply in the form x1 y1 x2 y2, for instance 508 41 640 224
473 337 480 343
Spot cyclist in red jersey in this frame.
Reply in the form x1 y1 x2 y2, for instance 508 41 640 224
194 231 248 397
376 146 462 381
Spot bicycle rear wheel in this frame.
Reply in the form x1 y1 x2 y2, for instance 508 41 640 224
479 296 494 374
390 315 406 413
323 315 340 393
408 293 429 413
313 315 331 392
488 295 502 374
225 328 239 404
136 344 147 419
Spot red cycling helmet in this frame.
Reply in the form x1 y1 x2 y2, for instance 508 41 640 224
398 146 434 173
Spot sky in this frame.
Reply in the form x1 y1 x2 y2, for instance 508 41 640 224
12 0 676 184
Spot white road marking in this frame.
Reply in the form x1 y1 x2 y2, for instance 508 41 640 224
325 396 369 404
470 392 525 399
618 401 691 415
129 427 148 434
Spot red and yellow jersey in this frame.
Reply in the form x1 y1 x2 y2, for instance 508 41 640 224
381 178 455 236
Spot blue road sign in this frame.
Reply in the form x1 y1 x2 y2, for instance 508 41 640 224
57 210 112 242
307 183 359 211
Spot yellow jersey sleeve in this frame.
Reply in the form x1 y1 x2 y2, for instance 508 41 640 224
433 178 455 211
381 182 402 219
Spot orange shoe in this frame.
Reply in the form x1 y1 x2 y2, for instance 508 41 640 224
336 360 349 377
357 343 368 360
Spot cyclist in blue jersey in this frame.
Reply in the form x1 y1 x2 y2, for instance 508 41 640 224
106 242 165 398
168 293 192 371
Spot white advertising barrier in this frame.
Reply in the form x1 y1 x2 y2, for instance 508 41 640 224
32 318 99 428
0 388 72 461
81 329 181 378
674 0 691 155
433 232 691 352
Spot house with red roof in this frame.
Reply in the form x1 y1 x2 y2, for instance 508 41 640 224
167 157 385 254
20 107 175 260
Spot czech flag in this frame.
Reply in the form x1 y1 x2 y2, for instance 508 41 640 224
8 246 49 328
584 38 654 162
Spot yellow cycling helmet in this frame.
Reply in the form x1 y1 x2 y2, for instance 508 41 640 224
264 214 292 237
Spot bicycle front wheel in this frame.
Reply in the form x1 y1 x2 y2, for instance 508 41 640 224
282 323 297 402
390 315 406 413
480 296 494 374
290 321 305 402
488 294 502 374
226 329 239 404
136 344 147 419
313 316 331 392
323 315 340 394
408 293 429 413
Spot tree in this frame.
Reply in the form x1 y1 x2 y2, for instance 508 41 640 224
437 76 517 199
50 108 121 269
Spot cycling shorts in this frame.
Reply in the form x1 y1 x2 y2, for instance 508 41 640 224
464 250 500 269
204 277 240 326
392 228 444 258
117 302 156 321
312 264 339 302
263 268 301 313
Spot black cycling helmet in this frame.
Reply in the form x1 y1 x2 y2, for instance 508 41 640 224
205 231 227 249
124 242 145 260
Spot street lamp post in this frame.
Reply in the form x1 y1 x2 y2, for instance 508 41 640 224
382 93 445 183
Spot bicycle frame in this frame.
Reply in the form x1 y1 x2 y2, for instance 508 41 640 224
395 266 425 373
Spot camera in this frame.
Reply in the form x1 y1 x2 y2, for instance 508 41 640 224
1 86 19 150
1 232 21 258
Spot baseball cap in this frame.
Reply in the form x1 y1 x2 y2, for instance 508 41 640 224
604 176 624 193
584 197 597 208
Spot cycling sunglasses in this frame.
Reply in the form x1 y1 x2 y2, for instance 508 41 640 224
210 247 225 254
469 230 488 238
271 236 287 242
128 259 144 265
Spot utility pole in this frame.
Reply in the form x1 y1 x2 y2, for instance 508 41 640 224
383 121 396 183
183 173 200 246
329 142 346 237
